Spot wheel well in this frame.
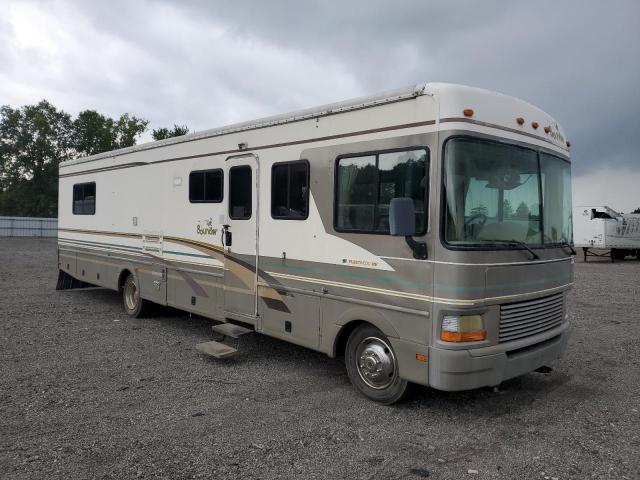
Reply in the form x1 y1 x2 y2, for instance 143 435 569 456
334 320 368 358
118 269 132 291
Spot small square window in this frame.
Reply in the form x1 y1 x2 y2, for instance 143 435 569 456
271 161 309 220
72 182 96 215
189 169 223 203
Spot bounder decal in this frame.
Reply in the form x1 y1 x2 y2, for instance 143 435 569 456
196 218 218 237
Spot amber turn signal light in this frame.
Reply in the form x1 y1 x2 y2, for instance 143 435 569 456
544 126 551 133
441 330 487 342
441 315 486 343
516 117 524 125
463 108 474 117
531 122 539 129
415 353 427 363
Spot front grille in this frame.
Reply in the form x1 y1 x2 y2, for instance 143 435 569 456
499 293 564 343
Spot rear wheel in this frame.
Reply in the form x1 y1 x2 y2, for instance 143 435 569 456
122 274 148 318
345 324 409 405
612 249 626 261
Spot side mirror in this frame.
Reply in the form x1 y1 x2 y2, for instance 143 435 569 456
389 198 427 259
389 198 416 236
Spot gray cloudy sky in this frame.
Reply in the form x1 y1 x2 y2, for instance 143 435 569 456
2 0 639 209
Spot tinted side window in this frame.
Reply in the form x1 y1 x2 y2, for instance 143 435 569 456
271 161 309 220
189 169 223 203
73 182 96 215
229 165 252 219
335 148 427 234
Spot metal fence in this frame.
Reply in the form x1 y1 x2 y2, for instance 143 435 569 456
0 216 58 237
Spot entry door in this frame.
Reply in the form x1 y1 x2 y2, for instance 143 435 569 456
223 154 259 318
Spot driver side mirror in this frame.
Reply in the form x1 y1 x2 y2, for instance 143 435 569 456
389 198 427 259
389 197 416 236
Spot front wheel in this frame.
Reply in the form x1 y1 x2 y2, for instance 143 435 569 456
345 325 409 405
122 274 148 318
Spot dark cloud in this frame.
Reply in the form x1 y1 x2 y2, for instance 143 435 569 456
2 0 639 177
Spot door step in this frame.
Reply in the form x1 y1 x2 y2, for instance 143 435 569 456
211 322 254 339
195 340 237 359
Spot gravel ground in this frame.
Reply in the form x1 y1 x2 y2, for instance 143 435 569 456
0 238 639 480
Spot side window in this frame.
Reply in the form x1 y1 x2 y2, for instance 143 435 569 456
271 160 309 220
73 182 96 215
189 169 223 203
229 165 252 219
335 148 428 234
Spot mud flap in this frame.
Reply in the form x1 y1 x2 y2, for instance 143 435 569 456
55 269 93 290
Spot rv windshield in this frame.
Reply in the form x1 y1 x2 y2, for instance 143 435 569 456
443 138 572 248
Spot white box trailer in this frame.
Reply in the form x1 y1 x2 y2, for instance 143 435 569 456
573 206 640 261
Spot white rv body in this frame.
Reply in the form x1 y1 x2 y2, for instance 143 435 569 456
58 83 574 403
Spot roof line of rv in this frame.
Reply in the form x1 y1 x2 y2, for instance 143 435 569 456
60 83 429 168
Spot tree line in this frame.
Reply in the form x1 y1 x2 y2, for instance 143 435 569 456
0 100 188 217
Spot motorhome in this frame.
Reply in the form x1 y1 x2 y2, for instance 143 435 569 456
57 83 574 404
574 205 640 261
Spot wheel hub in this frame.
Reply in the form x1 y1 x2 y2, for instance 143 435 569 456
125 281 138 311
356 337 396 389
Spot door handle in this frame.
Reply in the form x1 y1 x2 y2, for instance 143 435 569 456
221 225 232 247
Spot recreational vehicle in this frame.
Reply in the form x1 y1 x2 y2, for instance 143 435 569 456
57 83 574 404
574 205 640 261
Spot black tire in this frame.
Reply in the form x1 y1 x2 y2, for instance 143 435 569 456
613 249 626 261
345 324 409 405
122 274 148 318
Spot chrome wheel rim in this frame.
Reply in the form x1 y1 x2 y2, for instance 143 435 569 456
124 279 139 311
355 336 397 390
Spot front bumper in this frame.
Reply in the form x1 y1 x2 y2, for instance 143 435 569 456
428 321 569 391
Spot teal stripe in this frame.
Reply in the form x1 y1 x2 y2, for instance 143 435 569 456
259 259 431 289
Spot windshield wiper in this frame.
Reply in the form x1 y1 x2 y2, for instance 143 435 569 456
542 234 576 256
558 241 576 255
559 235 577 255
480 239 540 260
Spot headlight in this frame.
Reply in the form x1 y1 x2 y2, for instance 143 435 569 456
441 314 486 342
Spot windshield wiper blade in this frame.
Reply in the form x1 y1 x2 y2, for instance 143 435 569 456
481 239 540 260
559 241 576 255
543 234 576 256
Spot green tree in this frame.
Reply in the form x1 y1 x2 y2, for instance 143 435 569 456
152 124 189 141
503 199 514 218
73 110 148 155
0 100 149 217
515 201 530 219
0 100 73 217
632 207 640 214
